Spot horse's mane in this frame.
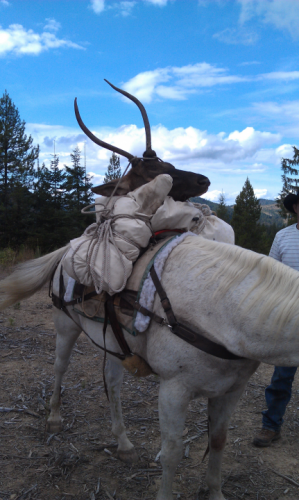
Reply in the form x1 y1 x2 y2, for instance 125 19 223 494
178 236 299 334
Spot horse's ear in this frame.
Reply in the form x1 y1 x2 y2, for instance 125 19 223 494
91 179 130 196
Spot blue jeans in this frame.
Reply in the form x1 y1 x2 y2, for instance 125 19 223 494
262 366 297 432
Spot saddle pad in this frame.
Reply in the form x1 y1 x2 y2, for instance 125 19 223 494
69 235 179 336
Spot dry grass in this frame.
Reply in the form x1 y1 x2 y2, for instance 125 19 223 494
0 247 41 269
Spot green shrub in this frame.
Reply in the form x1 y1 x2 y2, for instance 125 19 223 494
0 248 16 266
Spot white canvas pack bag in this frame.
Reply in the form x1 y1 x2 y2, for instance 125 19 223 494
151 197 200 232
63 174 173 295
190 203 235 244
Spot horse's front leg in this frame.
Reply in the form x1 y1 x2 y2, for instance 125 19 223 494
46 309 81 433
105 358 138 463
157 379 190 500
206 386 248 500
206 360 259 500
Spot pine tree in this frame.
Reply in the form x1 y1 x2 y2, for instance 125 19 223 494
276 146 299 225
231 178 265 252
217 192 229 222
0 90 39 247
63 146 93 211
29 163 54 251
103 152 121 183
29 154 71 251
48 153 66 210
63 146 94 237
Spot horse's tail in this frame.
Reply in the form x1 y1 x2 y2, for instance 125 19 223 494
0 245 70 311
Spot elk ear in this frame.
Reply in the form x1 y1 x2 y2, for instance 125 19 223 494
91 179 130 196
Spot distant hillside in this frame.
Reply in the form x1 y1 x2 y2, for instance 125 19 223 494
258 199 286 226
190 197 285 227
258 199 276 206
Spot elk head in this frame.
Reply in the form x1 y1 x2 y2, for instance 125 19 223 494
75 80 210 202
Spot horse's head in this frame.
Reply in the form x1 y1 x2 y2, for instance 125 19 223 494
75 80 210 202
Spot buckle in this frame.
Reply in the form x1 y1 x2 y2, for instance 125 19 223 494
161 318 172 328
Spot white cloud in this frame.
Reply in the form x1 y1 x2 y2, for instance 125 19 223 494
121 65 299 104
88 172 105 185
27 121 281 176
253 100 299 121
227 127 280 156
254 188 268 198
44 18 61 32
123 68 171 102
90 0 170 15
275 144 295 161
144 0 170 5
240 61 261 66
173 63 247 87
203 190 222 202
0 0 9 5
90 0 105 14
117 1 136 17
213 27 259 45
252 100 299 138
123 64 249 102
0 23 84 56
260 71 299 82
238 0 299 38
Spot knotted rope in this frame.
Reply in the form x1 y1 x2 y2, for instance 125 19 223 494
190 203 212 234
70 212 151 296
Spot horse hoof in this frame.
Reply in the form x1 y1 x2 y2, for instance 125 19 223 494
117 448 138 463
46 420 63 434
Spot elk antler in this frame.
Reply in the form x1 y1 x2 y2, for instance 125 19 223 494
74 98 134 161
104 79 155 157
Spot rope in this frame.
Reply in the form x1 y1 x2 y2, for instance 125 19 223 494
76 158 161 295
70 213 152 296
191 203 213 234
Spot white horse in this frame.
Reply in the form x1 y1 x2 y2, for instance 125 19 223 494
1 235 299 500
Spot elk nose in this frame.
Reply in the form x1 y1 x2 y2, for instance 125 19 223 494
197 175 210 186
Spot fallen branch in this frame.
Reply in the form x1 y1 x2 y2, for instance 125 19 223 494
46 433 61 446
15 483 37 500
183 434 203 444
0 454 47 460
91 443 118 452
73 348 84 355
269 467 299 487
2 351 13 358
37 396 50 411
0 407 40 418
104 488 114 500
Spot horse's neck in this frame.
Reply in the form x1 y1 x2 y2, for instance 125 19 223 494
163 243 299 367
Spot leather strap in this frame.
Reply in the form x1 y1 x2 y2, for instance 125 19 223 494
105 296 132 357
119 291 165 325
149 266 177 325
52 289 98 308
150 266 244 361
51 267 126 361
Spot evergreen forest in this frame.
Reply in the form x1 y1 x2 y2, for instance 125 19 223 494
0 91 94 254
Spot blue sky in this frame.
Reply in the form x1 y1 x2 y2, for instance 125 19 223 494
1 0 299 203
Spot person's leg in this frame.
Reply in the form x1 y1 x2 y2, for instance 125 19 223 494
262 366 297 431
253 366 297 447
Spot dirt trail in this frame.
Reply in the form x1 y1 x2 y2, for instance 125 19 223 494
1 284 299 500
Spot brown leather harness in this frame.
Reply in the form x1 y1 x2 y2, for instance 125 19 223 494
120 266 243 360
51 265 130 361
50 237 244 364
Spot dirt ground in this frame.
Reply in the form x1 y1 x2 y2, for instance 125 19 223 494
1 283 299 500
